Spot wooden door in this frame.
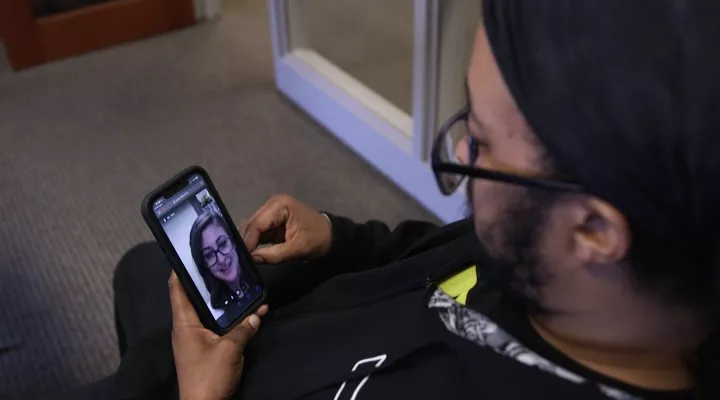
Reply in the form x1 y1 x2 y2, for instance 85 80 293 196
0 0 195 70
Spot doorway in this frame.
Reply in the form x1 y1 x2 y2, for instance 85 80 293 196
269 0 480 222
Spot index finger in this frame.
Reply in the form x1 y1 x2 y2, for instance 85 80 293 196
168 271 203 329
241 202 289 252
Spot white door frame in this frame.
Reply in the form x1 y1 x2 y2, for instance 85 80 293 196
268 0 471 223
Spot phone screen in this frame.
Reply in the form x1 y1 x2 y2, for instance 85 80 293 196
151 174 262 328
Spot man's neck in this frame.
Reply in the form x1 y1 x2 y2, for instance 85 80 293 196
529 315 699 391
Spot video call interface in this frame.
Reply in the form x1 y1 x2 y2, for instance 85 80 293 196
153 174 261 328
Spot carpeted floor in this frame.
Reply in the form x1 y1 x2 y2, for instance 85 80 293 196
0 1 433 398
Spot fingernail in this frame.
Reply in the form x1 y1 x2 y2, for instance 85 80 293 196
248 315 261 330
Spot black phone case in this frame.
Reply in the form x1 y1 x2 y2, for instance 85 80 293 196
141 165 267 335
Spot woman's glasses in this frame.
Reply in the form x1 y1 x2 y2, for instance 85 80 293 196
430 107 584 195
202 236 235 267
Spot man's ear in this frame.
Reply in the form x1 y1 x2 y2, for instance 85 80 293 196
573 197 631 265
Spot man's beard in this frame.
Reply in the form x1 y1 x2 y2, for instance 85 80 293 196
467 181 558 315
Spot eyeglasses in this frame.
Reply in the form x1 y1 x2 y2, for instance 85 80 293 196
431 106 584 195
202 236 235 267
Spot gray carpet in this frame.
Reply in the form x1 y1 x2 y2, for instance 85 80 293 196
0 1 433 398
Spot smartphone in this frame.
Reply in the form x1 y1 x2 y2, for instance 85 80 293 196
141 166 266 335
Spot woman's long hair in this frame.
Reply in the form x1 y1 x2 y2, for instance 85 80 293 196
189 211 239 309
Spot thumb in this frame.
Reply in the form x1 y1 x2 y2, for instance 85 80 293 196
252 241 302 264
225 304 268 348
224 312 263 347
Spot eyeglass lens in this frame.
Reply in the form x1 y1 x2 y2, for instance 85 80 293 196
437 116 471 194
203 236 234 267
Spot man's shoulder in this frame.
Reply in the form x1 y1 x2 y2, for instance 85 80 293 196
440 217 474 235
397 217 474 260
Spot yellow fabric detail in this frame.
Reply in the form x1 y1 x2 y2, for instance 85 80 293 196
438 266 477 305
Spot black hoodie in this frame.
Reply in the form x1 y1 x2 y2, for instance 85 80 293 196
113 215 692 400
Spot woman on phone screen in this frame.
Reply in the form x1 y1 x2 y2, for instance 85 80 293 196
189 211 257 324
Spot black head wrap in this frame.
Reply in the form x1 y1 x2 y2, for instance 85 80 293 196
483 0 720 251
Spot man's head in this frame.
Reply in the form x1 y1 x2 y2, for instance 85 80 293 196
461 1 720 324
461 23 631 317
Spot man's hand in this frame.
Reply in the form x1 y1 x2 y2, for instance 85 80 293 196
169 272 269 400
239 195 332 264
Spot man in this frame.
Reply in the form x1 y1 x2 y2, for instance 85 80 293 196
63 1 720 399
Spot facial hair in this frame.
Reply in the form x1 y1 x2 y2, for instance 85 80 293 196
468 181 558 315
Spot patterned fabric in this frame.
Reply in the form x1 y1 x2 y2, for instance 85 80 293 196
428 289 641 400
